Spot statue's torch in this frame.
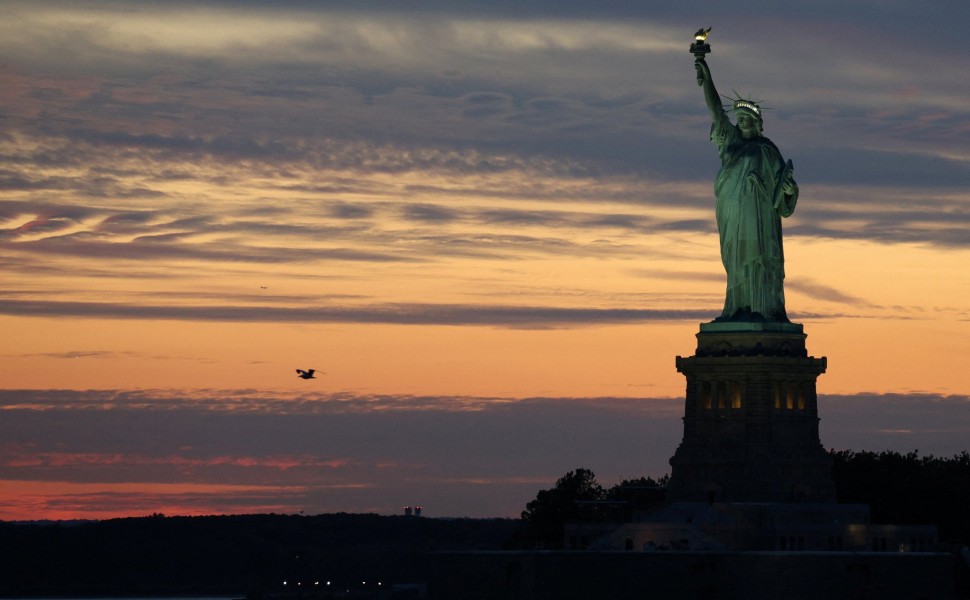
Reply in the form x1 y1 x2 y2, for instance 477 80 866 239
690 28 712 84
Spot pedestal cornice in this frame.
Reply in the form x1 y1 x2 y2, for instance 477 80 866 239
690 322 814 359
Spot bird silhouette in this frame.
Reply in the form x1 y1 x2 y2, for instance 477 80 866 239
694 27 711 42
296 369 318 379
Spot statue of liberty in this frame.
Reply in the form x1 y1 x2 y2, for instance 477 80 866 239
693 38 798 323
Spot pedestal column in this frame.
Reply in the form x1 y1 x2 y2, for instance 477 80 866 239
666 322 836 503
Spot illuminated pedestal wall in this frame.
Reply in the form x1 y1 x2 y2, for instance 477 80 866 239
667 323 837 503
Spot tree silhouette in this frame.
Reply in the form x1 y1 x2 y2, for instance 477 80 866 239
518 468 605 548
514 470 672 548
830 449 970 543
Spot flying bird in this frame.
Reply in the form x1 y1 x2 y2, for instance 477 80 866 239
296 369 319 379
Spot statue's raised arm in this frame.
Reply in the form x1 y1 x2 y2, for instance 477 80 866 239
694 58 723 120
689 30 799 325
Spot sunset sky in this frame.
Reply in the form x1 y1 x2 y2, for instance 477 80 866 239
1 0 968 520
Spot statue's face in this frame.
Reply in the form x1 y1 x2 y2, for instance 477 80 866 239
735 111 760 138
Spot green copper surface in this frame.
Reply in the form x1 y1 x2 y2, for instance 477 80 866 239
694 42 799 324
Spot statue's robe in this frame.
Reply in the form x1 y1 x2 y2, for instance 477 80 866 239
711 110 798 322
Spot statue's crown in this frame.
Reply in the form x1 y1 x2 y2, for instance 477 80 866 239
733 99 761 115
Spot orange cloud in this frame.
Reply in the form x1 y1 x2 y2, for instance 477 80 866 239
0 480 309 521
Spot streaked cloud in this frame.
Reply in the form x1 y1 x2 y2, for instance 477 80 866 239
0 299 751 327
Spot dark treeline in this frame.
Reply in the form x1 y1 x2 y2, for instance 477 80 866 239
515 450 970 550
0 512 518 598
830 449 970 543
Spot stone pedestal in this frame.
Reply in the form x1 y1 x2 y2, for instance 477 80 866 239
666 322 836 503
